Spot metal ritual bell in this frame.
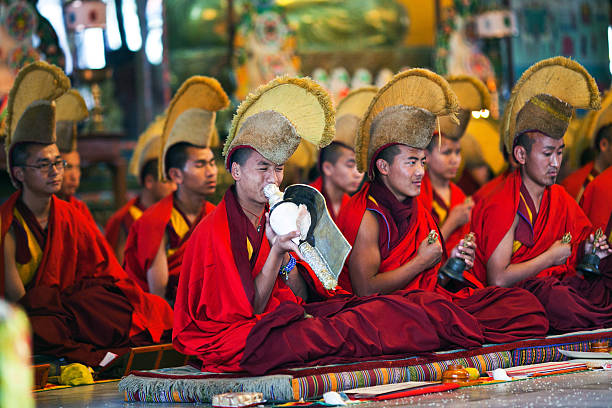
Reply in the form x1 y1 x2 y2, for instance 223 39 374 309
438 232 475 293
576 228 604 279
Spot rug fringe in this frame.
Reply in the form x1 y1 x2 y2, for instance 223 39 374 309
118 373 294 403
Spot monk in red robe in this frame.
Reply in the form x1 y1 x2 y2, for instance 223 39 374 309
309 87 373 221
580 166 612 232
337 70 548 343
123 76 228 303
472 134 519 206
420 75 490 251
310 142 362 222
54 90 98 228
175 147 492 374
471 58 612 333
421 135 472 252
104 158 175 264
560 124 612 201
2 143 173 367
56 149 97 227
122 145 217 303
340 145 548 343
174 76 496 375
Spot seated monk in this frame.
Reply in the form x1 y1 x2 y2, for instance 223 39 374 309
174 77 499 375
456 133 493 196
105 117 175 263
54 89 97 227
1 62 173 367
310 88 374 220
338 69 548 344
560 91 612 201
580 166 612 235
472 142 518 205
420 76 490 252
471 57 612 333
123 76 228 304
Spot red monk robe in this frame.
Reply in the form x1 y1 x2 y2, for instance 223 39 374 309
337 181 548 343
174 187 494 375
420 172 470 253
123 193 215 301
472 168 511 205
0 192 173 367
309 176 351 222
66 195 97 227
560 161 598 201
580 166 612 232
471 169 612 333
104 196 145 252
456 168 481 196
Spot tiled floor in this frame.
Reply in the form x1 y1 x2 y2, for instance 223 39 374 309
35 370 612 408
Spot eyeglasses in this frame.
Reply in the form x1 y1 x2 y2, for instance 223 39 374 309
21 159 67 172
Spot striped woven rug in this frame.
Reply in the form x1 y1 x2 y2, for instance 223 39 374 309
118 327 612 403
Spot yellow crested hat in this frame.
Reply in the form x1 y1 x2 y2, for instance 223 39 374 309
438 75 490 141
356 68 459 176
55 89 89 153
129 114 165 183
334 86 378 149
4 61 71 185
160 76 229 179
502 56 600 155
584 89 612 148
223 76 335 168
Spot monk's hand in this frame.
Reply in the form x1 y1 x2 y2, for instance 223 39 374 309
446 200 474 228
450 239 476 269
585 232 612 259
265 212 301 257
416 236 443 270
547 239 572 266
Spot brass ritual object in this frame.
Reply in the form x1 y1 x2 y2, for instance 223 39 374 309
427 230 439 245
438 232 477 293
576 228 604 279
561 232 572 244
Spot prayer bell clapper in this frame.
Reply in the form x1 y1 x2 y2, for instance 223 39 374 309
577 228 604 279
438 232 475 293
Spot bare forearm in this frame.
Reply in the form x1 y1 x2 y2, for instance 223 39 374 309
5 272 25 302
353 257 427 296
490 253 551 287
253 250 284 314
148 239 170 298
439 219 458 243
285 263 308 301
115 230 127 265
4 232 26 302
147 266 168 298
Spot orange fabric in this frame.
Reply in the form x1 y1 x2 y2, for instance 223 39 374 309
123 194 215 297
420 172 470 253
173 193 301 372
580 166 612 232
560 162 597 201
104 197 142 251
0 191 173 343
471 170 594 286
